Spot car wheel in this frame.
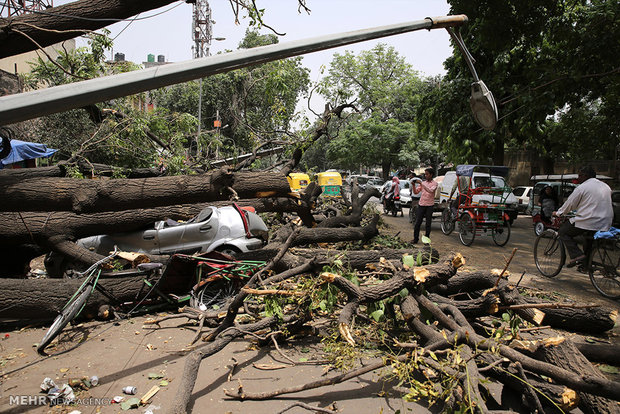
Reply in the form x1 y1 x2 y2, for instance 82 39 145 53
215 246 241 257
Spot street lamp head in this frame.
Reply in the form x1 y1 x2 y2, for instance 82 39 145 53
469 80 498 131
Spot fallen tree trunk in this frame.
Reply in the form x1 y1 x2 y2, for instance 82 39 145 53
0 0 179 59
0 272 160 320
238 246 439 272
0 168 292 213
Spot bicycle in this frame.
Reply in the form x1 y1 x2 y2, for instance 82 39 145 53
37 250 265 355
533 218 620 299
37 249 180 355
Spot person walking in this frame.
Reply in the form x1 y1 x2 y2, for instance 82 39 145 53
412 167 438 244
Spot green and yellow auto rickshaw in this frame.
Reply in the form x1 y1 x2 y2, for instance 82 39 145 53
316 171 342 197
287 172 310 192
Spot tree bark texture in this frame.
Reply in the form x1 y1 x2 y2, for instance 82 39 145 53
0 272 161 320
532 337 620 414
0 0 179 59
0 169 292 213
430 271 617 334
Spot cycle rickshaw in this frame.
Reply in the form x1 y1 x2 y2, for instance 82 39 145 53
440 165 512 246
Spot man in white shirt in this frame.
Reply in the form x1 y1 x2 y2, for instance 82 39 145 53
553 166 613 267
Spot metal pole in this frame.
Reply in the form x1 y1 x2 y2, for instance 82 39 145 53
0 15 467 126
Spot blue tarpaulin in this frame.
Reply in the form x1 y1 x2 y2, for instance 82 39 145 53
0 139 57 168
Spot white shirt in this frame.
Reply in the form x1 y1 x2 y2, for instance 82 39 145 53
556 178 613 231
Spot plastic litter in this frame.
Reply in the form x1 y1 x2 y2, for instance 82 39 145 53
40 377 56 392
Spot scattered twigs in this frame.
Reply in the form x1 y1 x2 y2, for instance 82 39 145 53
499 303 599 311
276 402 337 414
494 247 517 287
227 357 238 382
224 354 409 400
270 334 297 366
190 315 206 345
241 287 304 296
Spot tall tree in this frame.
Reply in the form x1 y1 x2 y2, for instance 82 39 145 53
23 33 197 171
316 44 432 177
418 0 620 167
154 29 310 161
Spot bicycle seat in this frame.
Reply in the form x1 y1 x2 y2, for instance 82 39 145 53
138 262 164 271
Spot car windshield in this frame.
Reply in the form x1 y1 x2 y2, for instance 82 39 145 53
512 187 525 196
473 176 505 188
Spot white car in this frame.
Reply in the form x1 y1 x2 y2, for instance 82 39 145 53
511 186 533 214
45 205 269 277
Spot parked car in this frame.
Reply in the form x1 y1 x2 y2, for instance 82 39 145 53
45 205 269 277
366 177 384 192
511 186 533 214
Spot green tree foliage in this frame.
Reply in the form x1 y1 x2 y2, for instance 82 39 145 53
23 32 197 170
418 0 619 167
313 44 436 177
155 29 310 159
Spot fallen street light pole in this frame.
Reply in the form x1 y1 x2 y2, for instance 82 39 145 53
0 15 467 126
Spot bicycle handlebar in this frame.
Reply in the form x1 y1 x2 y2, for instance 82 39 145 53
75 246 119 277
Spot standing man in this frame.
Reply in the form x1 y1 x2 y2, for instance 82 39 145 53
553 166 613 267
412 167 438 244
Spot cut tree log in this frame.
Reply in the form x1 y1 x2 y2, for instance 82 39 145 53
531 336 620 414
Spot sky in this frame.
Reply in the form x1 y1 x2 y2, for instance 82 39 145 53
55 0 453 116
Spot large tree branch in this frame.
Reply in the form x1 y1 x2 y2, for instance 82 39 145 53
0 0 180 59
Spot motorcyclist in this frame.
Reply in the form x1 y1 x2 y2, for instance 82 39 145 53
383 176 400 214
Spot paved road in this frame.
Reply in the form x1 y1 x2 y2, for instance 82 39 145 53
380 205 620 310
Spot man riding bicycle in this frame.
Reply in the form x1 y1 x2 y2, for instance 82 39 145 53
552 166 613 268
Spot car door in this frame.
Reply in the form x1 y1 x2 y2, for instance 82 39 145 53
157 208 219 254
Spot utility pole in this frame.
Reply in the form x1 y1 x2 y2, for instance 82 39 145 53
192 0 212 157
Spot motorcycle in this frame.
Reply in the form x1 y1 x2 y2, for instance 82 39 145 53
383 194 403 217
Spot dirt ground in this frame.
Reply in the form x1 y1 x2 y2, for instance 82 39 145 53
1 211 618 414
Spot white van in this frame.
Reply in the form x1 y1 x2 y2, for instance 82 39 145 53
439 171 519 223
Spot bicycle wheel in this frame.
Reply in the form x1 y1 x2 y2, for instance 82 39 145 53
492 221 511 246
458 213 476 246
534 230 565 278
589 238 620 299
440 209 454 235
190 279 240 311
37 284 94 355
